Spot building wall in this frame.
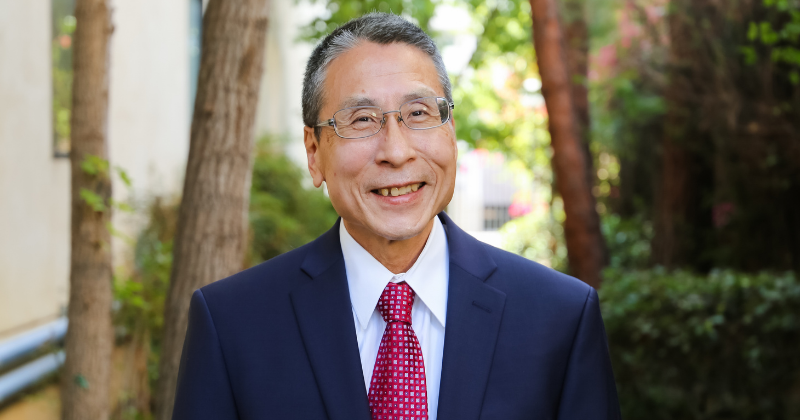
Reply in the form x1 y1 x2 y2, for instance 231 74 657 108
0 0 71 339
107 0 191 268
255 0 322 168
0 0 191 339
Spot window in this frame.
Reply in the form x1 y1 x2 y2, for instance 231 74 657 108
52 0 76 157
189 0 203 110
484 205 512 231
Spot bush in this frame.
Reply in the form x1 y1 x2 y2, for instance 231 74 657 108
248 137 339 264
600 268 800 420
111 139 338 417
601 213 653 269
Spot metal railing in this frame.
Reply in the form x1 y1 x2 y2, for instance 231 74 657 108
0 317 67 405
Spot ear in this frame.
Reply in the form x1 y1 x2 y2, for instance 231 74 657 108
448 115 458 159
304 126 326 188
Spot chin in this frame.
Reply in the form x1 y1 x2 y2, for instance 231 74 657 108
368 216 432 241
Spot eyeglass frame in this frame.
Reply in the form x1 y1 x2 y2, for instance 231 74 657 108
315 96 455 140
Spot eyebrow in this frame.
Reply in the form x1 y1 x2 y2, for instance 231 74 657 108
338 88 440 110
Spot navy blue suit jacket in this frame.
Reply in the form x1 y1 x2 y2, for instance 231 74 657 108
172 213 620 419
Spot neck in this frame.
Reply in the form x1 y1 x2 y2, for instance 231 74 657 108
343 218 435 274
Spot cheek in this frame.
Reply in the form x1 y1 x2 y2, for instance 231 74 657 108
325 143 373 190
429 138 458 175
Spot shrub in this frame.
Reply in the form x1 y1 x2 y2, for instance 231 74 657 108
111 138 338 417
600 268 800 420
248 137 339 264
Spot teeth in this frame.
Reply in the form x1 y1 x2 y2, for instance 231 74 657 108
378 183 422 197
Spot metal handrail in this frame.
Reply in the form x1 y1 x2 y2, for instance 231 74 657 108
0 317 67 372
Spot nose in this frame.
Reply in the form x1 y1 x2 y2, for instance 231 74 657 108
376 111 416 167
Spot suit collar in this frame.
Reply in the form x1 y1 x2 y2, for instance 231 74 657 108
438 212 498 281
300 218 344 278
437 212 506 420
293 219 372 420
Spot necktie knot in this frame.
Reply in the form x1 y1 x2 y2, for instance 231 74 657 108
377 281 415 325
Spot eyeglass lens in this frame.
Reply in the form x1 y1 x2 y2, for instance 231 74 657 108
332 97 450 139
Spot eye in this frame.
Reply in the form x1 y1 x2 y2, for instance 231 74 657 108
410 110 429 117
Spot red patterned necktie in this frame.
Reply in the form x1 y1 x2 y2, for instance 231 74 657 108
368 281 428 420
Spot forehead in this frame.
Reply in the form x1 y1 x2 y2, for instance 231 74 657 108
322 41 444 110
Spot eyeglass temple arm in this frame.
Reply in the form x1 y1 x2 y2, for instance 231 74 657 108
315 119 335 127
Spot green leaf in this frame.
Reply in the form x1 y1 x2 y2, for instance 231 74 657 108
80 154 109 177
115 166 132 187
790 71 800 85
748 22 759 41
74 374 89 389
110 198 134 213
760 21 780 45
740 46 758 65
79 188 107 212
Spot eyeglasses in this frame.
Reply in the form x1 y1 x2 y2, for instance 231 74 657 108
316 96 455 139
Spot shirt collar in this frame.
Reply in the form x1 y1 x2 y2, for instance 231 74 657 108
340 217 449 331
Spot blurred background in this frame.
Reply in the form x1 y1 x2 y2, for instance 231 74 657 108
0 0 798 419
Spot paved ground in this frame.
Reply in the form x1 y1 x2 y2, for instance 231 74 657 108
0 385 59 420
0 344 133 419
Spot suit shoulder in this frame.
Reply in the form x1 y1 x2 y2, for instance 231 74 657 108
481 242 593 305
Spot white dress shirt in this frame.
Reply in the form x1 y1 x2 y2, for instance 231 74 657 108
340 217 449 420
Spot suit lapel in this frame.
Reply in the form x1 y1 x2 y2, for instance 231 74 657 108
291 220 371 420
436 213 506 420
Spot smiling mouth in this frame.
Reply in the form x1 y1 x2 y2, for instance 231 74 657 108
371 182 425 197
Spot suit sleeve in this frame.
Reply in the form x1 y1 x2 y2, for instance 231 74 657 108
172 289 239 420
556 288 621 420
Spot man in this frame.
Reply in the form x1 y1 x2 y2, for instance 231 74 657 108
172 12 620 420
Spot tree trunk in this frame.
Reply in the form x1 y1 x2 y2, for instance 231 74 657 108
530 0 606 287
60 1 114 419
652 0 701 268
562 0 590 151
561 0 607 265
154 2 270 419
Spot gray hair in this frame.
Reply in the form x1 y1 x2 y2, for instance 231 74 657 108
302 12 452 140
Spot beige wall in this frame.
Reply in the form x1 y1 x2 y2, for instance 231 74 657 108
256 0 321 168
0 0 191 338
0 0 70 338
108 0 191 267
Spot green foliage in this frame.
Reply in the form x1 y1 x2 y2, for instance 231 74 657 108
500 197 568 272
601 268 800 420
112 140 339 404
116 166 133 188
300 0 438 41
81 154 110 177
745 0 800 84
78 156 135 242
601 213 653 269
113 198 177 392
80 188 107 212
248 137 339 263
591 70 666 160
73 374 89 389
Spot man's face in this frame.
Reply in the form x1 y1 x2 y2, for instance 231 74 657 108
304 41 457 242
